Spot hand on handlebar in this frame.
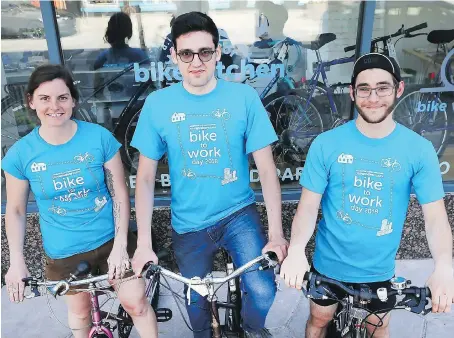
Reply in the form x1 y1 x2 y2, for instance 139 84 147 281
279 247 309 290
426 266 454 313
5 260 30 303
132 244 159 277
262 236 289 263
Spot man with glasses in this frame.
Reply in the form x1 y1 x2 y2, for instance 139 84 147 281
130 11 288 338
280 53 453 338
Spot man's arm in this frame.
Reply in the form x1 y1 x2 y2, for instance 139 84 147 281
422 199 454 313
131 154 159 275
253 146 288 262
104 152 131 280
280 188 322 289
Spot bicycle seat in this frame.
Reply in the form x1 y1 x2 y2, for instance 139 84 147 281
427 29 454 44
301 33 336 50
253 38 276 49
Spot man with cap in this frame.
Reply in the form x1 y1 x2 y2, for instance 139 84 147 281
279 52 453 338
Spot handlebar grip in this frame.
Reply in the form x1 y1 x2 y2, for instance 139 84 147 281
303 271 311 281
405 22 428 34
22 277 34 286
264 251 278 262
425 287 431 298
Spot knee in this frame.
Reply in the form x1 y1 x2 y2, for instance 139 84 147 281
308 312 333 329
67 300 91 321
121 296 150 318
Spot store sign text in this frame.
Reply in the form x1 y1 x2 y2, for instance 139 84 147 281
127 162 450 188
134 60 285 82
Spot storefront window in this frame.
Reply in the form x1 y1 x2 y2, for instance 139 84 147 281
373 1 454 182
1 0 62 202
1 0 362 203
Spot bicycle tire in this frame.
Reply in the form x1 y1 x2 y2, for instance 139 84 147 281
117 304 134 338
262 91 324 166
296 81 342 129
113 101 169 172
393 90 449 156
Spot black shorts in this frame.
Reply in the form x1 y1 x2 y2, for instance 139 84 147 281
309 266 396 313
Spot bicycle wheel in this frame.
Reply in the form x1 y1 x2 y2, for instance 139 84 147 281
393 90 448 155
1 98 36 156
117 305 134 338
263 91 324 166
115 101 170 172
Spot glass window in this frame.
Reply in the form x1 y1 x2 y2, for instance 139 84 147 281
1 0 363 203
373 1 454 182
1 0 54 203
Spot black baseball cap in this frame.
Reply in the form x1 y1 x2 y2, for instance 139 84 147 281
351 53 401 86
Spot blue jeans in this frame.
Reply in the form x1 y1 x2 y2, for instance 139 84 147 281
172 204 276 338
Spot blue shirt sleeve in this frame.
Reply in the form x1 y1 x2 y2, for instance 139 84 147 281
412 140 445 204
244 88 278 154
299 135 328 194
98 125 121 162
130 95 167 160
1 143 27 180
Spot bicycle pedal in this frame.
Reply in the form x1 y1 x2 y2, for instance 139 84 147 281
155 307 172 322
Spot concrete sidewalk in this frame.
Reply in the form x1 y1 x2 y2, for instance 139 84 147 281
2 259 453 338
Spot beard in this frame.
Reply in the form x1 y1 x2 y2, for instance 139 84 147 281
355 98 396 124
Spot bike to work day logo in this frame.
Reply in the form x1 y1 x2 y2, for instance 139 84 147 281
134 59 285 82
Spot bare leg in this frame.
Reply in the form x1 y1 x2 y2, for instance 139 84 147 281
65 292 92 338
306 300 338 338
115 278 158 338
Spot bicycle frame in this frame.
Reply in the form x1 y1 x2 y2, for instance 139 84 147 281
305 52 355 117
88 281 114 338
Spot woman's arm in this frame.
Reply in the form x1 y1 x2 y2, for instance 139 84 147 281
104 152 131 279
4 172 30 302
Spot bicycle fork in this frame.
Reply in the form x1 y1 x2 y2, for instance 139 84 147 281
208 285 222 338
88 283 113 338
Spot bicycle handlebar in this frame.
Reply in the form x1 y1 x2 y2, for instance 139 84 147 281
344 22 428 52
303 271 432 315
144 251 278 288
22 251 278 299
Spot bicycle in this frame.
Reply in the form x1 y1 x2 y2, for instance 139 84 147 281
303 270 432 338
142 251 279 338
22 251 173 338
294 23 429 134
392 29 454 156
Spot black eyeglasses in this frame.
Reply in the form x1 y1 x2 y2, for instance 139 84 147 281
176 49 216 63
355 85 396 98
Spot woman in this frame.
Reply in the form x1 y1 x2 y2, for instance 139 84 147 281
2 64 158 338
93 12 147 70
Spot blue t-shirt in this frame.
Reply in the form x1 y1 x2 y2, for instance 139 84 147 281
300 120 444 283
131 80 277 233
2 120 121 259
94 46 147 70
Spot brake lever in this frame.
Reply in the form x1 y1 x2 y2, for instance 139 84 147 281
24 285 41 299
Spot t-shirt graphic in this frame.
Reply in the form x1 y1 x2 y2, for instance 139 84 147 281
131 80 277 233
2 120 121 259
300 121 444 283
171 108 238 185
